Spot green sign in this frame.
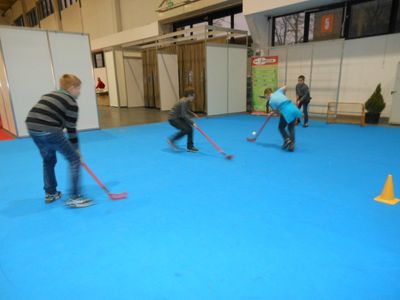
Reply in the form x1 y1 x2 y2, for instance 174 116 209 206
251 56 278 112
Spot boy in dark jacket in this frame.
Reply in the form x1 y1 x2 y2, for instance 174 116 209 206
167 89 199 152
295 75 311 127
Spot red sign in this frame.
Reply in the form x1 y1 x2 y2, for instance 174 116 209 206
252 56 278 66
321 14 334 33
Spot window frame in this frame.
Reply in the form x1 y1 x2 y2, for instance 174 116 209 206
272 2 346 46
93 52 105 69
172 5 243 32
344 0 396 40
271 0 400 46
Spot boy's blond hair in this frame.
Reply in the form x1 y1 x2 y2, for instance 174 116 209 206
59 74 81 90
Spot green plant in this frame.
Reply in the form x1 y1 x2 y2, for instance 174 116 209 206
365 83 386 113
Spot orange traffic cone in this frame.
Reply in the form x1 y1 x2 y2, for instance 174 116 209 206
374 175 399 205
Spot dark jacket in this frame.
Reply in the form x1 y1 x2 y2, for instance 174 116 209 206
296 83 311 104
168 98 193 124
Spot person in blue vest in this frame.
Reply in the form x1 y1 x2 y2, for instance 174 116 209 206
265 86 302 152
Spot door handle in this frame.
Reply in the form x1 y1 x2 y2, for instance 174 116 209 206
391 91 397 95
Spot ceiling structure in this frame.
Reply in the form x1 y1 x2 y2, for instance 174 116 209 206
0 0 16 16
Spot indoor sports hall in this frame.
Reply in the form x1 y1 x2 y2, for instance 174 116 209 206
0 0 399 299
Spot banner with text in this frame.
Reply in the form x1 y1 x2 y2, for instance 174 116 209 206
251 56 278 112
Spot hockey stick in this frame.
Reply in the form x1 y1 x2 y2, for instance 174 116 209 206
81 161 128 200
193 123 233 160
247 113 273 142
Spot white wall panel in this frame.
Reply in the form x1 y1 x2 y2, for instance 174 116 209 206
206 44 228 115
228 45 247 113
104 50 119 107
0 28 54 137
339 36 386 107
114 50 127 107
269 46 287 87
310 40 342 105
286 44 312 100
157 53 179 111
380 33 400 116
48 32 99 132
124 58 144 107
389 62 400 124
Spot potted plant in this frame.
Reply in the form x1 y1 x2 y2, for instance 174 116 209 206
365 83 385 124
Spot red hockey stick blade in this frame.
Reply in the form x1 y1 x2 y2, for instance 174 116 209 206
225 154 234 160
108 192 128 200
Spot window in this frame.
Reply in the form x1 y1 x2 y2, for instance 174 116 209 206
14 16 24 27
173 5 249 36
348 0 392 38
234 13 249 32
274 12 305 46
93 52 104 68
39 0 54 19
27 8 39 27
213 16 231 28
309 7 344 41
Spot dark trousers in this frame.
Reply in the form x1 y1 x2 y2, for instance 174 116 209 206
297 101 309 124
169 118 193 147
29 130 81 197
279 116 295 142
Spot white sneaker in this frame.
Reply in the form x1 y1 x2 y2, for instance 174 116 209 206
167 138 179 150
65 196 93 208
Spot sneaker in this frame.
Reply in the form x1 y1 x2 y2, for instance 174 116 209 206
187 146 199 153
282 138 291 149
288 141 295 152
45 191 62 204
65 196 93 208
167 138 179 150
303 123 309 128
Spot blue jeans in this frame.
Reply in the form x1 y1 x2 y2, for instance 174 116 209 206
279 115 295 142
29 130 81 197
298 101 309 124
169 119 194 148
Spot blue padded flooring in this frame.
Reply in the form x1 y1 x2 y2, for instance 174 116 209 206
0 115 399 299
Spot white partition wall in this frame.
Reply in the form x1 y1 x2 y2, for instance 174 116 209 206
124 58 144 107
0 27 55 136
0 27 99 137
268 33 400 118
206 43 247 116
157 53 179 111
228 45 247 113
269 46 288 87
206 44 228 115
310 40 342 104
0 48 16 134
47 32 99 133
286 44 312 100
104 50 119 107
389 62 400 124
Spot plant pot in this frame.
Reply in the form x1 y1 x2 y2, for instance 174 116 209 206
365 112 381 124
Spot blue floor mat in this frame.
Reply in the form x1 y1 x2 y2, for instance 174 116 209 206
0 115 399 299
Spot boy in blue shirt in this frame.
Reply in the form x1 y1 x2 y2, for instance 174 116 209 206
265 86 302 152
